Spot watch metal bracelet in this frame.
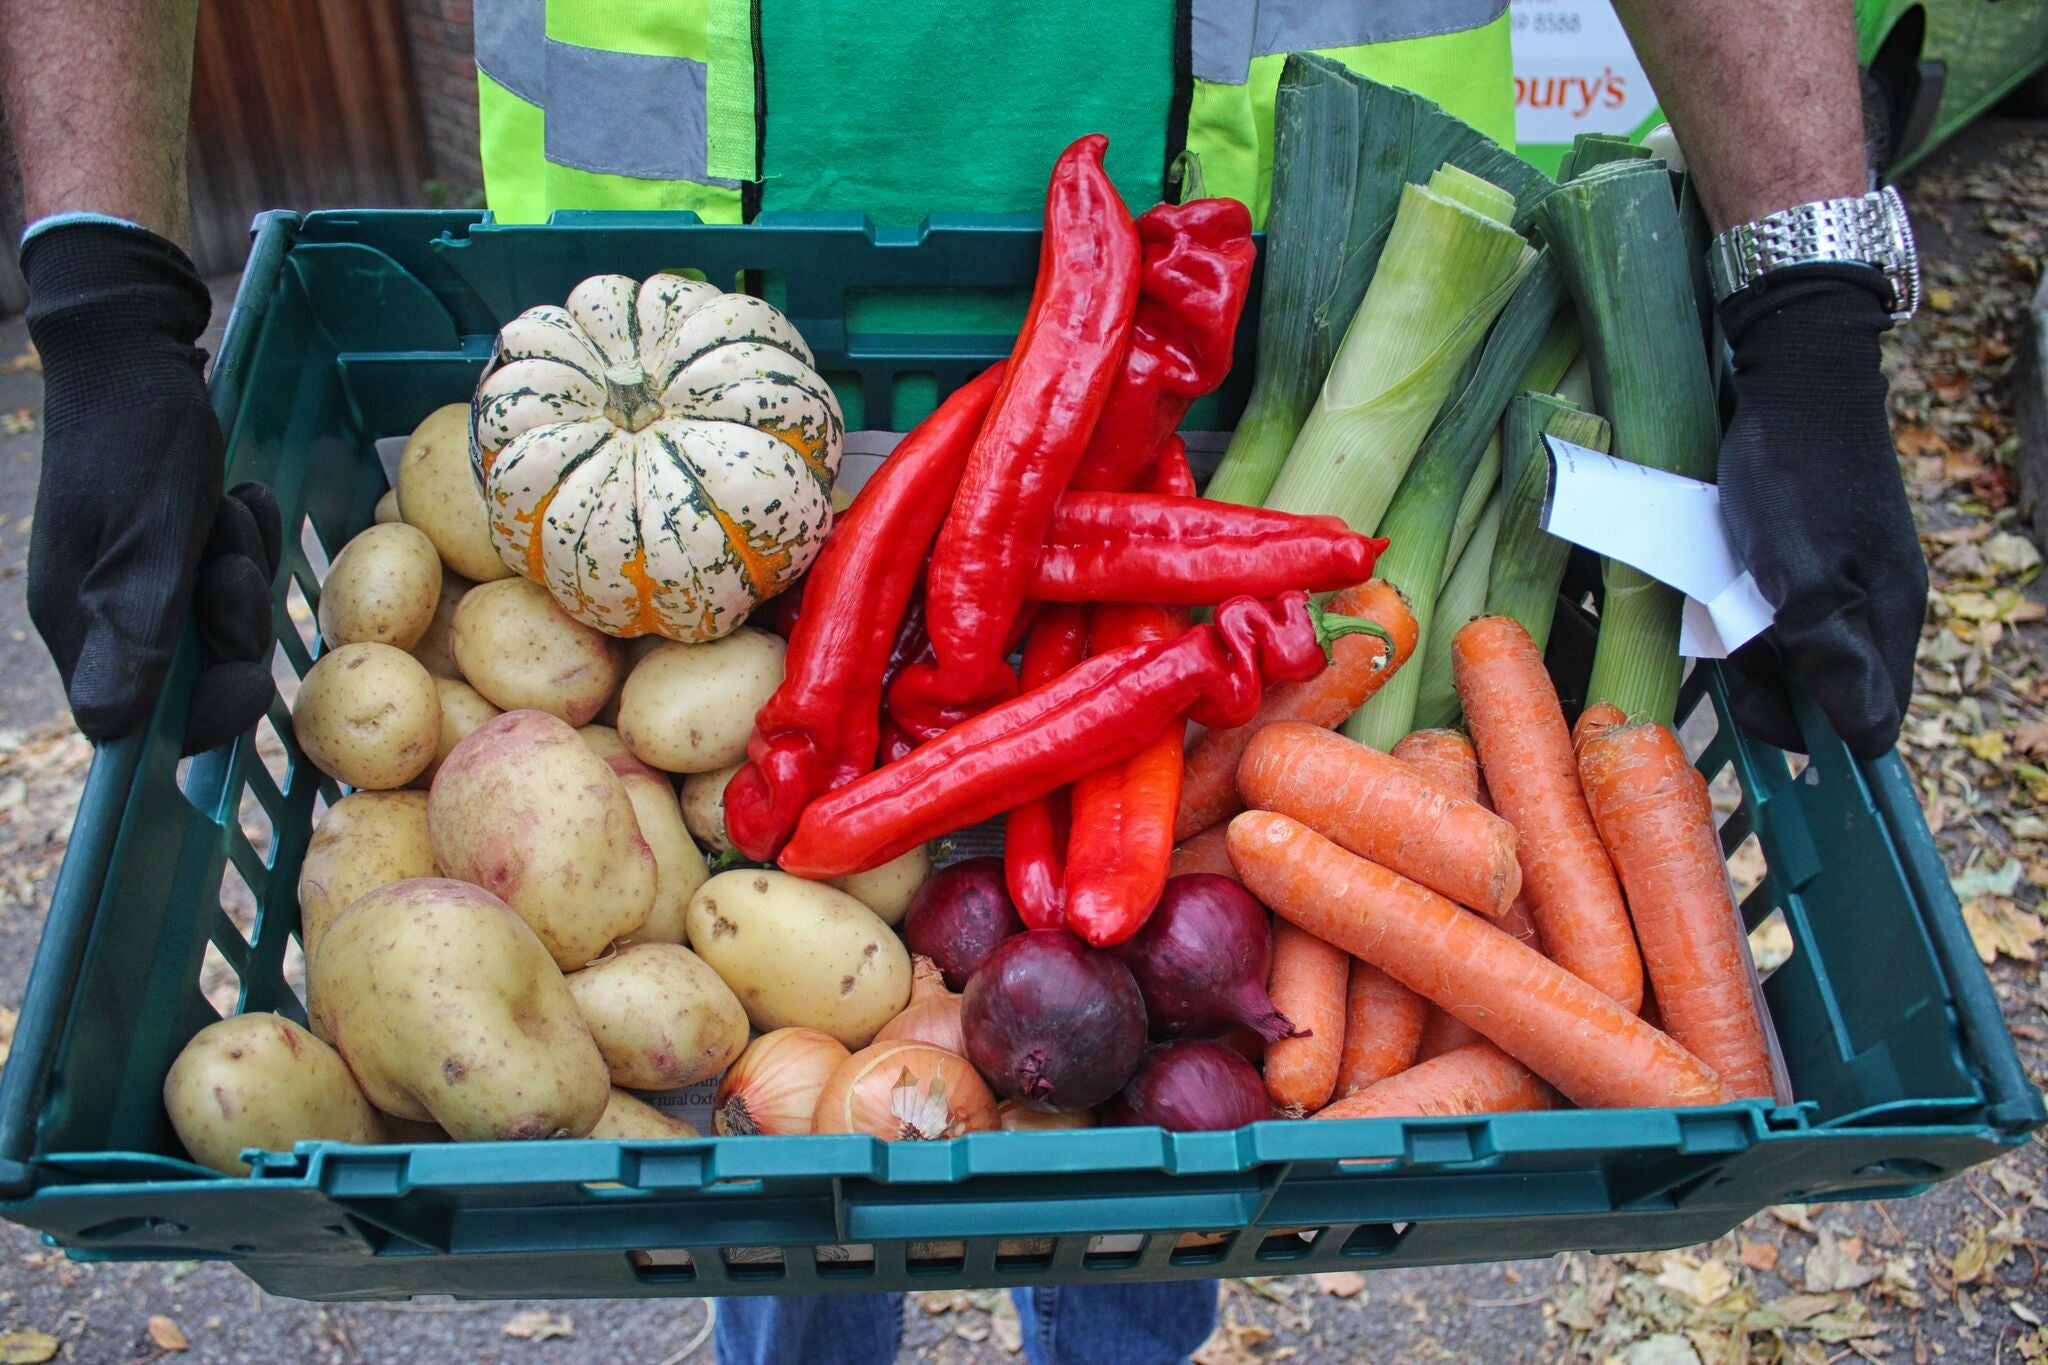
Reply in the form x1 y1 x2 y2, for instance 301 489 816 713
1707 185 1920 323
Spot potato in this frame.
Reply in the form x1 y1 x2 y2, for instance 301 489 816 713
589 1088 699 1139
580 726 709 945
618 629 785 773
686 870 910 1048
452 577 622 726
590 635 666 728
318 523 443 650
374 489 402 524
414 677 500 787
409 573 473 680
297 789 438 957
396 402 512 582
565 944 748 1089
292 643 441 789
679 761 741 854
429 709 655 968
310 877 608 1140
826 844 931 927
163 1013 384 1175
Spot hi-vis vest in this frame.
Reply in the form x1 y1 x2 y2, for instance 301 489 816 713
475 0 1515 229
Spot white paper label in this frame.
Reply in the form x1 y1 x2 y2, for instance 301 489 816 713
1509 0 1660 144
1540 435 1775 659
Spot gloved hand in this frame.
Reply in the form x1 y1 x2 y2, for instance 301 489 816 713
23 219 281 756
1717 262 1927 760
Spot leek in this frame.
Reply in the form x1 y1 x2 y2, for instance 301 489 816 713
1337 254 1566 750
1535 160 1718 723
1486 394 1612 651
1265 170 1536 534
1557 132 1652 182
1412 488 1504 730
1207 56 1552 505
1442 316 1581 586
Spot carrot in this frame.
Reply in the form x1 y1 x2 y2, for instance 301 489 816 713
1579 720 1777 1099
1390 729 1481 801
1573 701 1627 754
1227 810 1731 1110
1175 580 1417 840
1237 723 1521 918
1414 1009 1485 1061
1453 616 1644 1011
1333 963 1429 1097
1263 920 1349 1114
1314 1044 1558 1121
1166 822 1239 883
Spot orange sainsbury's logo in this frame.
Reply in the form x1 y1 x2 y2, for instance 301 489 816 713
1515 65 1630 118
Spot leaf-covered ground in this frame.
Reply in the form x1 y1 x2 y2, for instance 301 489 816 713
0 123 2040 1364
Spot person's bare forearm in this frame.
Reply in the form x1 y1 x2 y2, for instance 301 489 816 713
1611 0 1869 232
0 0 198 247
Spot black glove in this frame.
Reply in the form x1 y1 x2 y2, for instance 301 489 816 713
1717 262 1926 760
23 220 281 756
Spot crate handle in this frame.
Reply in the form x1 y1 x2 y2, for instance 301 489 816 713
837 1180 1269 1243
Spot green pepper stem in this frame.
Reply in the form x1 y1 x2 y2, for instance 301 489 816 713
1308 602 1396 668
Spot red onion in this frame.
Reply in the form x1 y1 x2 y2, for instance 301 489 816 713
961 930 1146 1110
903 857 1025 990
1103 1040 1269 1132
1112 874 1297 1042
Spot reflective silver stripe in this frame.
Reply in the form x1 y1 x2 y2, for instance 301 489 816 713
473 0 545 105
1191 0 1510 85
541 39 740 186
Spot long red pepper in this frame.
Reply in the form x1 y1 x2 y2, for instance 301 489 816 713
778 592 1392 878
1142 436 1197 497
1002 604 1089 930
1068 199 1256 494
1031 494 1388 604
722 363 1005 860
1064 602 1190 946
918 134 1141 704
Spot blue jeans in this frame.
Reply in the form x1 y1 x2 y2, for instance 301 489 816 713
714 1281 1219 1365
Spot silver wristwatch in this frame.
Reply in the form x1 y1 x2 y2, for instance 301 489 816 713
1707 185 1920 322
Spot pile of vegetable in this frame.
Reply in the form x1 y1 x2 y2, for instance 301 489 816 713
164 63 1787 1174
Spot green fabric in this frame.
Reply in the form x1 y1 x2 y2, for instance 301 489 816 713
1187 12 1517 228
545 0 709 57
477 71 549 226
705 0 758 182
757 0 1175 223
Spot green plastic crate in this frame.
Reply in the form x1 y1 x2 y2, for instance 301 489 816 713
0 210 2036 1302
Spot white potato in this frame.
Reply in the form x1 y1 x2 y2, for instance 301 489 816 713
317 523 442 649
452 577 622 726
429 709 655 968
373 489 402 524
310 877 608 1140
409 573 473 680
163 1013 385 1175
580 726 708 945
685 870 910 1048
679 761 742 854
589 1088 699 1139
297 789 438 958
414 677 500 787
292 643 440 789
825 844 931 927
618 629 785 774
565 944 748 1089
397 403 512 582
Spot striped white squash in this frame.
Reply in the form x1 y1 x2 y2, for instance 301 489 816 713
471 273 842 641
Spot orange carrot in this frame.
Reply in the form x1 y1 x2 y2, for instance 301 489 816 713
1334 963 1429 1097
1453 616 1644 1011
1579 721 1776 1099
1175 580 1417 840
1314 1044 1558 1120
1390 729 1481 801
1264 920 1349 1115
1573 701 1627 754
1166 823 1239 883
1414 1009 1485 1061
1237 723 1521 918
1227 810 1730 1110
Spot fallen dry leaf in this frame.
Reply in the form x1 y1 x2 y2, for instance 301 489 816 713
0 1332 58 1364
1654 1255 1736 1307
1804 1228 1883 1293
1313 1271 1366 1299
501 1309 574 1342
1962 730 2010 762
1739 1238 1780 1273
147 1315 188 1352
1963 897 2045 964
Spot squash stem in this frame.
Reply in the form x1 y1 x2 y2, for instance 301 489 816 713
603 363 662 432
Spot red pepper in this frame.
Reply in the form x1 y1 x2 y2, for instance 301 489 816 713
778 592 1392 878
884 605 1035 747
1068 199 1255 494
919 134 1141 704
1142 436 1197 497
722 363 1005 860
1002 604 1089 929
1030 494 1388 605
1063 602 1190 946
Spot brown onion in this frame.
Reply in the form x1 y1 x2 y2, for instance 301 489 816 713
812 1041 998 1141
873 956 966 1055
713 1028 850 1136
997 1100 1094 1132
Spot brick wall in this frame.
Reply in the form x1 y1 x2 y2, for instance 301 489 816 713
398 0 484 203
